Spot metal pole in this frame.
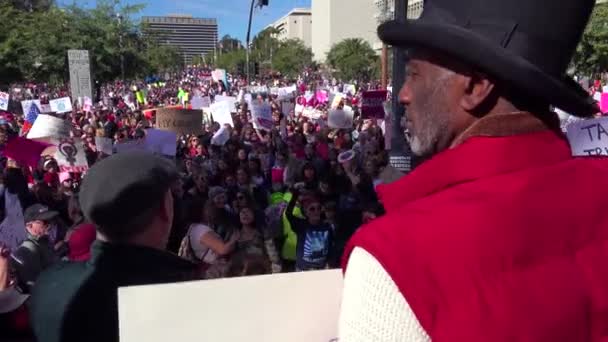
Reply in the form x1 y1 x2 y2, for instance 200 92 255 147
381 44 388 89
246 0 256 84
389 0 412 173
117 14 125 80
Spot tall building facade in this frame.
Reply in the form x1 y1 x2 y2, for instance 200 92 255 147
142 15 218 64
266 8 312 48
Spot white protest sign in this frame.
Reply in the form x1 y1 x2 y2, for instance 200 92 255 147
344 84 356 95
211 125 230 146
50 97 73 113
0 92 9 111
328 107 354 129
251 102 273 131
191 96 211 110
54 138 88 172
566 117 608 156
95 137 114 155
27 114 71 139
144 129 177 156
210 101 234 127
21 100 41 115
214 95 237 111
118 270 342 342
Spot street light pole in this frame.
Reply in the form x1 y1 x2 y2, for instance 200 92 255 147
246 0 256 84
117 14 125 80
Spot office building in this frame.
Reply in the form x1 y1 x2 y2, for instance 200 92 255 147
266 8 312 48
142 15 218 64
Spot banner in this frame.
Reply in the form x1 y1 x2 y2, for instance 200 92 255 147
95 137 114 155
0 92 9 111
210 101 234 127
251 103 273 131
27 114 71 140
118 270 342 342
50 97 73 113
328 107 354 129
156 109 203 135
361 90 388 119
67 49 94 101
54 138 88 172
144 129 177 156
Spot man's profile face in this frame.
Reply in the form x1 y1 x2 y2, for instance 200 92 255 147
399 50 458 157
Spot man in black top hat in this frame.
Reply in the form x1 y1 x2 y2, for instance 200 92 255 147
339 0 608 341
29 152 198 342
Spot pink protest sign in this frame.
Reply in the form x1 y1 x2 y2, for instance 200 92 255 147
361 90 388 119
601 93 608 113
4 137 51 168
315 90 328 103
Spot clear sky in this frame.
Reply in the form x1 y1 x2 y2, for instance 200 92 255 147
58 0 311 43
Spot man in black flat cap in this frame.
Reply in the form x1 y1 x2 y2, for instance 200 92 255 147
340 0 608 341
29 152 198 342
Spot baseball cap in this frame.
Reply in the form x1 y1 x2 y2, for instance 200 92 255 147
79 151 178 229
23 204 58 223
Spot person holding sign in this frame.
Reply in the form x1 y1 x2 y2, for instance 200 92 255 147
29 152 198 342
340 0 608 341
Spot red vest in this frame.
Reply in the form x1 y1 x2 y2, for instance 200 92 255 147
344 131 608 341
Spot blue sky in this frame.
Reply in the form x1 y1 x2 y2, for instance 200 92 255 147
58 0 311 42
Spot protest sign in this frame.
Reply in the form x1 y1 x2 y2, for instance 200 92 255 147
277 86 296 100
67 50 93 100
118 270 342 342
315 90 329 103
27 114 71 140
21 100 41 115
0 92 9 111
54 138 88 172
361 90 388 119
566 117 608 156
156 109 203 135
295 103 304 115
281 102 295 118
328 107 354 129
50 97 73 113
601 93 608 113
302 107 323 120
251 102 273 131
191 96 211 110
115 139 146 154
344 84 356 95
330 93 344 109
210 101 234 127
4 137 50 168
211 125 230 146
212 69 226 83
95 137 114 155
214 95 237 111
145 129 177 156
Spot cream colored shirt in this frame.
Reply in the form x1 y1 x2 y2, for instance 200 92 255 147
339 247 430 342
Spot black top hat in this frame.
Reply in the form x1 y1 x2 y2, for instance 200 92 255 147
379 0 599 117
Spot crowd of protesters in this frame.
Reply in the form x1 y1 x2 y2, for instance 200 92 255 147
0 66 403 340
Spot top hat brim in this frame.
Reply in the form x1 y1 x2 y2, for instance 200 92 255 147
379 20 598 118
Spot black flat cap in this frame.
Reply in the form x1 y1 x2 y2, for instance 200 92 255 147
79 151 178 229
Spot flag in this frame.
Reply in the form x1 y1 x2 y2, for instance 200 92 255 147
25 101 40 124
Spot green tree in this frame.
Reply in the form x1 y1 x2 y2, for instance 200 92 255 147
326 38 379 82
273 39 313 78
573 3 608 75
251 26 283 65
215 49 247 74
219 34 242 53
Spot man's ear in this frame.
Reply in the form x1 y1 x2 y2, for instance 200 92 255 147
460 73 495 112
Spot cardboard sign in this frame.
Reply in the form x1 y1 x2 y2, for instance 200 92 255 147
145 129 177 156
251 102 273 131
566 117 608 156
95 137 114 155
210 101 234 127
214 95 237 111
155 109 203 135
328 107 354 129
26 114 71 140
118 270 343 342
50 97 73 113
191 96 211 110
361 90 388 119
54 138 88 172
0 91 9 111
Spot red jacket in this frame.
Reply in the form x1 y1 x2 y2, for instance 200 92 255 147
344 130 608 341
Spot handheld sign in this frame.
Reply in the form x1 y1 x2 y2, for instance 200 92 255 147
328 107 354 129
251 102 273 131
0 92 9 111
118 270 343 342
26 114 71 140
95 137 114 155
155 109 203 135
144 129 177 156
566 117 608 156
210 101 234 127
361 90 387 119
50 97 73 113
21 100 41 115
54 138 88 173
